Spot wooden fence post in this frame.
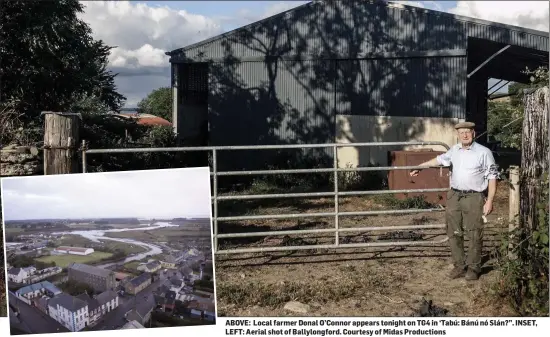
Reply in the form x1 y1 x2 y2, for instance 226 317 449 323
508 165 520 258
42 112 82 175
519 87 549 233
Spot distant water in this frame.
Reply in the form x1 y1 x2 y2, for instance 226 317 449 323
52 222 179 267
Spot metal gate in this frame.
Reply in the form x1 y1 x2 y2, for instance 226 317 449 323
82 141 451 255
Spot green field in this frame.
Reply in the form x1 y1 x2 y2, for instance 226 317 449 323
123 261 141 271
105 227 211 241
5 227 25 235
36 251 113 268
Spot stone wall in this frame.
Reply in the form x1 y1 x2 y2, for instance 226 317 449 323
1 144 43 177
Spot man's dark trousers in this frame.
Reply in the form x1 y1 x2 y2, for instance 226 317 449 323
445 189 484 273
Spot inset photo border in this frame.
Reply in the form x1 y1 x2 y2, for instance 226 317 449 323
1 167 217 334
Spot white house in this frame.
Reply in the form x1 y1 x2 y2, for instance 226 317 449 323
27 266 63 284
48 293 90 332
76 290 118 326
7 268 29 283
54 246 95 256
137 261 161 273
96 290 119 315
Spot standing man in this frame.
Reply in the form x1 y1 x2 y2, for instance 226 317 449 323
409 122 499 281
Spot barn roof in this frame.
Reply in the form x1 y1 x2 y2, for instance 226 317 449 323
167 0 548 58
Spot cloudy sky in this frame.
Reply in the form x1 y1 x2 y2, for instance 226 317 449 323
77 0 549 108
1 168 212 220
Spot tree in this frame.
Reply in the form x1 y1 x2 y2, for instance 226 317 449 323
0 0 125 144
487 67 549 150
137 87 172 122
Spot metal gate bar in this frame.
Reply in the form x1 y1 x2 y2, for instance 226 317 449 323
82 141 451 255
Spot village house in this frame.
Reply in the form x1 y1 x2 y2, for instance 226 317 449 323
36 296 50 315
27 266 63 284
15 281 62 305
120 320 146 329
48 293 90 332
7 267 31 283
123 273 152 295
76 290 119 326
125 303 154 326
137 261 161 273
169 276 184 292
8 265 62 284
187 299 216 322
154 293 176 313
76 293 101 326
160 255 176 269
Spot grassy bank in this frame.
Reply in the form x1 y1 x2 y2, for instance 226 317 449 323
36 251 113 268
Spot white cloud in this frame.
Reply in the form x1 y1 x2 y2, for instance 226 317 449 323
77 1 548 107
1 167 212 220
79 1 224 68
449 1 549 32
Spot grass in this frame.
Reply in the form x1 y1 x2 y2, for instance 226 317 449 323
5 227 24 235
217 267 390 308
124 261 141 271
35 251 113 268
104 228 211 241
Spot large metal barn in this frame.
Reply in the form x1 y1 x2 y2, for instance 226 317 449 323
166 0 548 170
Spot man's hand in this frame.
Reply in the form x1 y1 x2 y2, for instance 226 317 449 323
409 169 420 177
483 200 493 216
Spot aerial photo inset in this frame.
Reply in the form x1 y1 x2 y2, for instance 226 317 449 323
1 167 216 334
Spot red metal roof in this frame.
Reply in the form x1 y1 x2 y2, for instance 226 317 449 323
55 246 90 253
118 112 172 127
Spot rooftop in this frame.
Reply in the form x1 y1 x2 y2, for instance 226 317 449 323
68 263 113 278
16 281 62 296
129 272 151 287
49 293 88 312
121 320 146 329
56 246 91 253
117 112 172 127
8 267 22 276
96 290 118 305
146 261 161 269
76 293 100 311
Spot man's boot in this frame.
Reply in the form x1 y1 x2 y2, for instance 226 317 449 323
465 268 479 281
449 265 466 279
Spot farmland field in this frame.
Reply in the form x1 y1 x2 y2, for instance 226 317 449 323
36 251 113 268
104 227 211 241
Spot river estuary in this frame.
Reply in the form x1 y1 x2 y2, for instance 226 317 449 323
51 222 179 268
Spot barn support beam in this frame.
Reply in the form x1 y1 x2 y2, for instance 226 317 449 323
170 49 468 64
468 45 511 79
487 80 510 97
171 63 181 144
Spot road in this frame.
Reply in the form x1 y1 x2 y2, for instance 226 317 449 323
8 293 69 334
93 271 168 330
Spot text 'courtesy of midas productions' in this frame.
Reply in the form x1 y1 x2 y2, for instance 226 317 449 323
225 318 539 336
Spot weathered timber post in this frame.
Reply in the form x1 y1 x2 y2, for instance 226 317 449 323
519 87 549 233
508 165 520 258
42 112 82 175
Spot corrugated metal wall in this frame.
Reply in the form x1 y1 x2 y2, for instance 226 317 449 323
208 59 336 170
334 56 467 118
